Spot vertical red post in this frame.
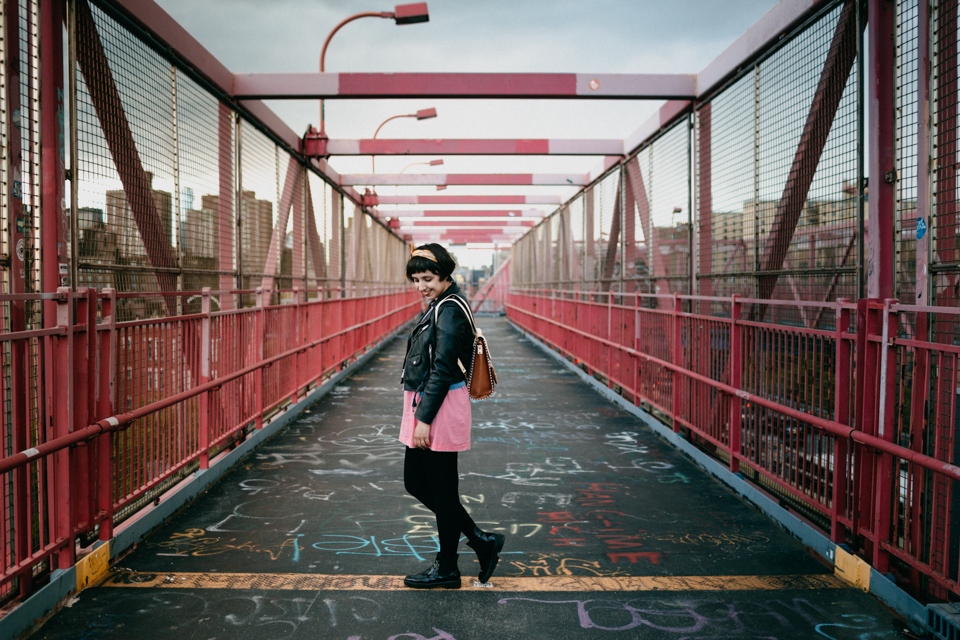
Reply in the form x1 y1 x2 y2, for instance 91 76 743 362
199 288 211 469
54 288 75 569
606 291 613 388
698 104 713 299
218 104 236 303
255 288 264 429
854 299 881 556
728 295 742 472
871 299 898 572
41 4 67 541
6 0 30 596
832 299 851 542
40 0 66 294
97 289 116 540
291 287 300 404
867 0 896 300
671 294 682 433
634 293 641 405
72 289 93 531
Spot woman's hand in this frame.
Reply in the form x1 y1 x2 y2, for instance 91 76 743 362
414 420 431 449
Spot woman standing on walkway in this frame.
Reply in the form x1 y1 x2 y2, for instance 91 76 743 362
399 243 505 589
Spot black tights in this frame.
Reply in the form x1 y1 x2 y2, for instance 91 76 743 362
404 446 479 559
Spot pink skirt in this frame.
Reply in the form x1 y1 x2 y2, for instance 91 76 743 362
399 383 471 452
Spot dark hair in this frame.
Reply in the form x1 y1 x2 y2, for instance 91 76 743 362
406 243 456 282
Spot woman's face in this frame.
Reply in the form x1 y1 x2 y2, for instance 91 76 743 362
410 271 452 302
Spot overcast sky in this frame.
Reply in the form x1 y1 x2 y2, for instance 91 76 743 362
153 0 781 266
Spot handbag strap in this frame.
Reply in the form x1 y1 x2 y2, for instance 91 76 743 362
434 294 479 337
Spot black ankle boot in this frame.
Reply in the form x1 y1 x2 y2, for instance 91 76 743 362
403 554 461 589
466 527 505 583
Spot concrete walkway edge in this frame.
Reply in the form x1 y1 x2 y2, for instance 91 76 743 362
508 320 931 636
3 318 416 640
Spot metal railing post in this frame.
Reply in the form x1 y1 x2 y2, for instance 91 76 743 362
729 295 742 472
73 289 94 535
255 287 265 429
199 288 211 469
871 299 898 573
54 288 75 569
607 290 613 388
831 299 852 542
292 286 301 404
671 294 682 433
634 291 641 405
97 288 117 540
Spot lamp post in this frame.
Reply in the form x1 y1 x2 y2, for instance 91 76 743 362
396 159 443 195
319 3 429 137
400 158 444 173
371 108 438 173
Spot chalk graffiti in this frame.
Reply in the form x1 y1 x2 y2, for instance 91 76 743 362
497 597 865 636
311 534 440 562
150 528 301 561
505 553 629 577
815 614 900 640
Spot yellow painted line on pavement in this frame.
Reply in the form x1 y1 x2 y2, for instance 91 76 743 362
102 571 848 592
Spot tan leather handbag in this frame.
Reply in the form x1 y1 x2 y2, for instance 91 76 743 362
435 295 498 400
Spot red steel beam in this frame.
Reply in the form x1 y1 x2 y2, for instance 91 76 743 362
754 0 857 309
327 139 623 156
341 173 588 186
867 0 896 299
698 103 713 297
41 0 66 296
403 220 534 227
217 103 235 300
261 157 302 290
433 234 519 243
232 72 697 100
375 209 545 218
600 172 623 291
77 0 178 313
304 178 326 282
365 195 562 206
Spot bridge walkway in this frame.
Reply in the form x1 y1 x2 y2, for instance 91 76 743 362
29 318 904 640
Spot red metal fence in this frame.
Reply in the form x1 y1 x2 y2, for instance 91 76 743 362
509 289 960 601
0 286 418 599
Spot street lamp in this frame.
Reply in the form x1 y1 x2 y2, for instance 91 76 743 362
396 159 443 195
371 108 438 173
400 158 444 173
318 3 429 137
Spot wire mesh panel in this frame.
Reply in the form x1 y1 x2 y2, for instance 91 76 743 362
626 151 651 294
238 122 277 293
650 121 692 295
697 73 757 302
305 172 330 293
933 0 960 319
756 1 860 321
897 0 920 303
596 169 620 293
75 1 178 319
175 71 234 300
567 196 585 289
753 2 860 322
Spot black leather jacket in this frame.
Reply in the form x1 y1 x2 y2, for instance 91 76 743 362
401 282 474 424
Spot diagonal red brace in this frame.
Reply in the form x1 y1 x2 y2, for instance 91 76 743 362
754 0 858 317
77 0 177 314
